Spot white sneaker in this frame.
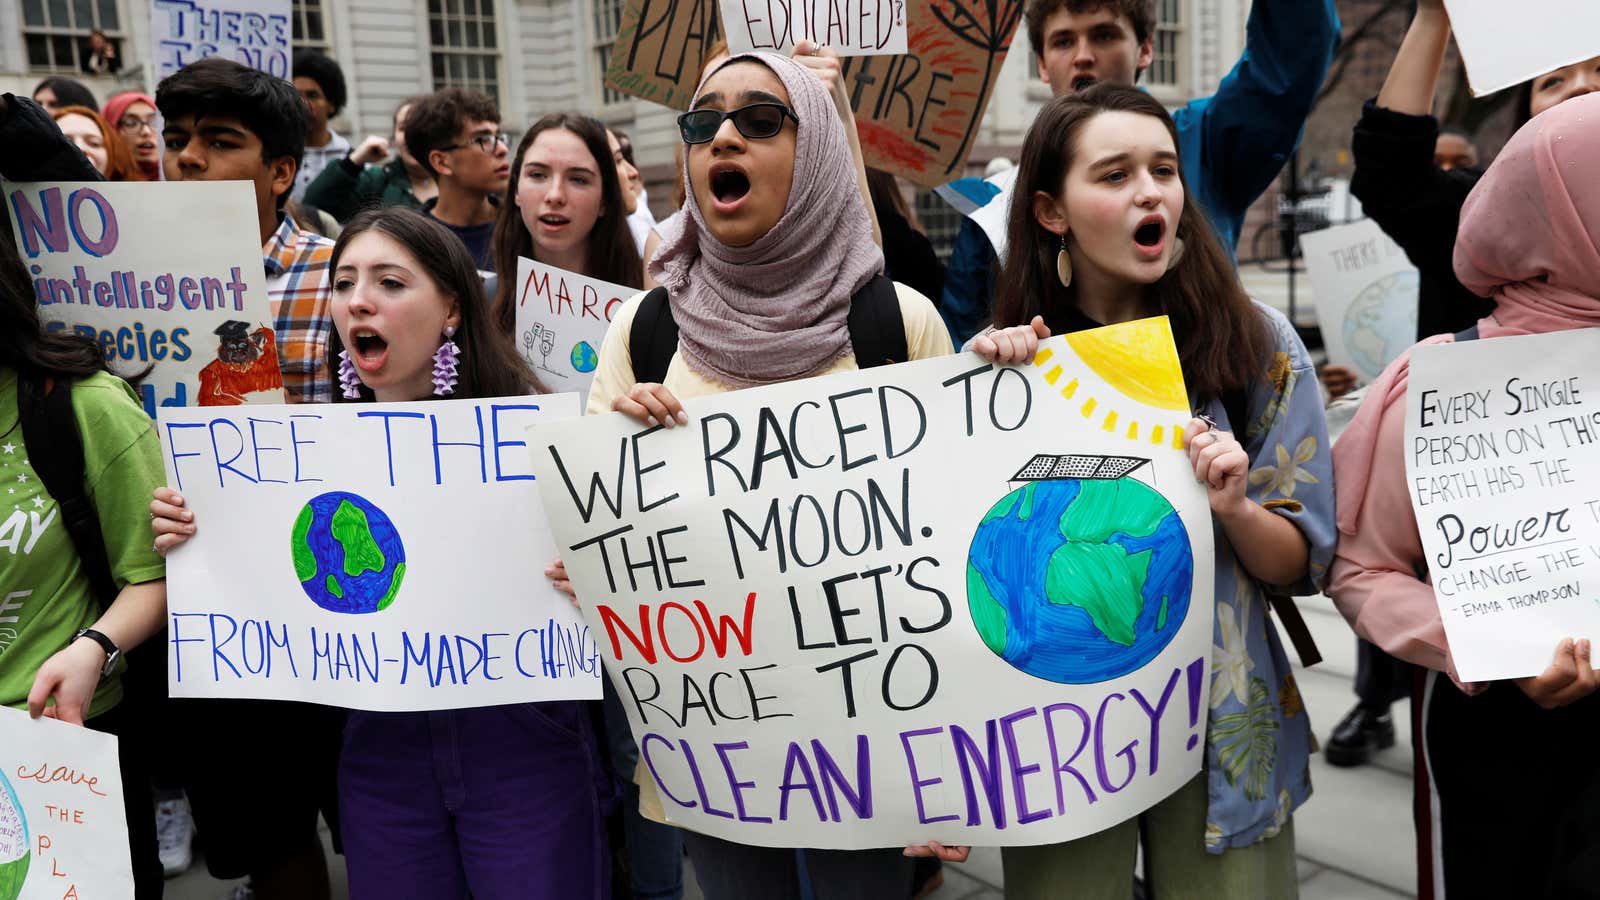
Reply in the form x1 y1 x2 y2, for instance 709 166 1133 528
155 796 195 876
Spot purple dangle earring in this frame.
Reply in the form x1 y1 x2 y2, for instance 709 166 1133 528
432 326 460 396
337 350 362 399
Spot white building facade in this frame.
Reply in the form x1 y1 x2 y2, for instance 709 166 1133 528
2 0 1251 255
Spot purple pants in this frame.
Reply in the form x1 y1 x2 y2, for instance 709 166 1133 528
339 702 610 900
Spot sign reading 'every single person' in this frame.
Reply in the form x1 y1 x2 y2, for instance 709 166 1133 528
1406 328 1600 682
158 395 602 711
529 319 1215 848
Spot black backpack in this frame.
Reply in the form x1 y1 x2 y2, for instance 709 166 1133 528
17 372 117 607
627 274 907 383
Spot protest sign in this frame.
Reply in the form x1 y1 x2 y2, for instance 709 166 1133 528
513 258 633 400
605 0 1024 186
158 395 602 711
1406 328 1600 682
150 0 292 82
0 708 131 900
723 0 907 56
6 180 284 418
529 319 1214 848
1300 220 1419 383
1442 0 1600 96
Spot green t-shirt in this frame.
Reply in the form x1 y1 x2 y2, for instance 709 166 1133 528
0 368 166 718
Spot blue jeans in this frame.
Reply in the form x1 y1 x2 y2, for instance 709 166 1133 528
339 703 609 900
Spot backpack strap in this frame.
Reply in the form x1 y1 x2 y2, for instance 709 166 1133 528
628 286 677 385
846 274 908 369
17 372 119 609
1454 324 1480 343
628 278 910 382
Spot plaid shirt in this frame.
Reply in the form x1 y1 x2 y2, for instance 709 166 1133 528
263 216 335 404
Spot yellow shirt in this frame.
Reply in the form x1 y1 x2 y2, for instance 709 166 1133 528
584 282 954 824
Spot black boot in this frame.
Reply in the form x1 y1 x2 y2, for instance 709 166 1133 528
1325 704 1396 767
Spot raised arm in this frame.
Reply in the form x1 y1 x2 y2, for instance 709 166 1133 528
1186 0 1340 233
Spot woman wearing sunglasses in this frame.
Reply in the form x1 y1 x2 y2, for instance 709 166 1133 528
548 51 956 900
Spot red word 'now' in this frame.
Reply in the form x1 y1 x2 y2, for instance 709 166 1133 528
599 592 758 663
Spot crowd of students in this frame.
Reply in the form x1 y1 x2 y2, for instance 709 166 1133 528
4 1 1600 898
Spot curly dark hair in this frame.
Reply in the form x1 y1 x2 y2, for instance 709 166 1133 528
292 49 348 114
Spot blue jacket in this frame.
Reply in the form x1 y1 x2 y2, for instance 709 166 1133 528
937 0 1341 345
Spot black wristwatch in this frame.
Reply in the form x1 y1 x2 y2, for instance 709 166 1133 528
72 628 122 676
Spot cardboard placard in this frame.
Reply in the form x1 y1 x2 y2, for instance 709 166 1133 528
158 395 603 711
723 0 908 56
1443 0 1600 96
529 318 1214 847
150 0 292 82
605 0 1024 186
1299 220 1419 383
5 181 285 418
1406 329 1600 682
0 708 132 900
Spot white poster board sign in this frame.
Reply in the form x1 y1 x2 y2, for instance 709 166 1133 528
1406 329 1600 682
158 395 602 711
529 319 1215 848
723 0 908 55
1442 0 1600 96
513 258 632 402
0 708 131 900
151 0 292 82
6 181 285 418
1300 220 1419 383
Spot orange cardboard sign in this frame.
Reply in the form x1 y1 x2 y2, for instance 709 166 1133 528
606 0 1024 186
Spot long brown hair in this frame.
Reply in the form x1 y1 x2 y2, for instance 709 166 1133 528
328 208 543 402
994 84 1266 399
491 113 642 334
53 106 143 182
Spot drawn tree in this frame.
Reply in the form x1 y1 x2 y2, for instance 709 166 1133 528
928 0 1026 176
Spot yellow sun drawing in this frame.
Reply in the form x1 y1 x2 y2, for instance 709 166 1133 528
1032 317 1191 449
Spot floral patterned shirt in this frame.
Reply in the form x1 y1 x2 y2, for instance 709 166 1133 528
1195 302 1336 853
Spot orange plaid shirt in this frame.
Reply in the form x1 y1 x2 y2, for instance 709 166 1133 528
263 216 335 403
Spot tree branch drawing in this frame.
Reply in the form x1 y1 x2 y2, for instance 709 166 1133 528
927 0 1026 176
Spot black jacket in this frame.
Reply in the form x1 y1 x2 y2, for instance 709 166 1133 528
1349 99 1495 340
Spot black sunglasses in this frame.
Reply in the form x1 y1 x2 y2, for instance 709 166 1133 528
677 103 799 144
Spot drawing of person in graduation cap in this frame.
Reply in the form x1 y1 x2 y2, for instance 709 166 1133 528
197 319 284 405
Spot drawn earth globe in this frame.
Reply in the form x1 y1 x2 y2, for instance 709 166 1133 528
570 341 599 374
966 455 1192 684
1342 270 1419 378
0 769 27 900
290 491 407 615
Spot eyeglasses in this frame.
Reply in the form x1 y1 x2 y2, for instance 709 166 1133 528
677 103 798 145
442 132 509 154
118 114 159 134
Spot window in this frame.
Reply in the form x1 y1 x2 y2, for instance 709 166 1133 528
1147 0 1183 89
22 0 123 73
292 0 328 50
915 189 965 264
428 0 501 103
592 0 627 106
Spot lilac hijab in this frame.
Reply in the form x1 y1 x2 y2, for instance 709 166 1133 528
649 52 883 388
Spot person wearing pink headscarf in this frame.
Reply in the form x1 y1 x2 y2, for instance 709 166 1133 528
102 91 161 181
1328 91 1600 900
